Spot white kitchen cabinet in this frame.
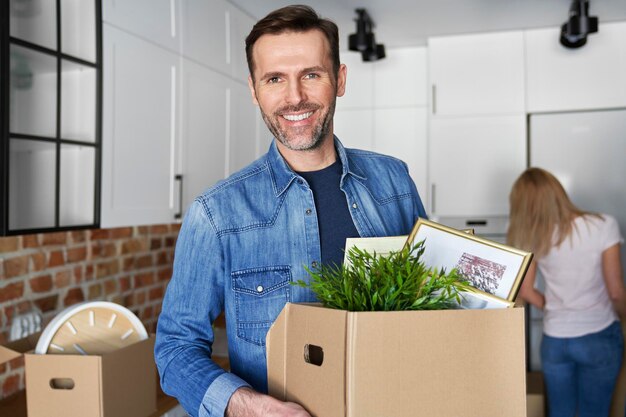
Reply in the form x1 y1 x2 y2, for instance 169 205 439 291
179 59 228 211
333 109 375 151
428 115 526 217
336 52 374 110
180 0 229 75
374 107 428 204
228 81 260 175
374 47 427 108
428 31 525 116
102 24 180 227
525 21 626 113
102 0 180 53
228 4 255 83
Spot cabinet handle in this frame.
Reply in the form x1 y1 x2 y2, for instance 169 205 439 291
174 175 183 220
170 0 176 38
432 84 437 115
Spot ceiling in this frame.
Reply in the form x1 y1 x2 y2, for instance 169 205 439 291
230 0 626 49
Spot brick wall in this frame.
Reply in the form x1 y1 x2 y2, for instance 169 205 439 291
0 224 180 400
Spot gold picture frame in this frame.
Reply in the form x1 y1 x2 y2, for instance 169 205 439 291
405 218 533 304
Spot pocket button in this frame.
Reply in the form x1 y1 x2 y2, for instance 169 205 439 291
256 285 264 293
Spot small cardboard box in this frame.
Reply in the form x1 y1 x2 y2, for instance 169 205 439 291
526 372 545 417
267 303 527 417
0 334 157 417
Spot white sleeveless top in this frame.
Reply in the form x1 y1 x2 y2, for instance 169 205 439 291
539 214 623 338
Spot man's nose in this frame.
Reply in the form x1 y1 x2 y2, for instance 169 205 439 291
285 80 306 105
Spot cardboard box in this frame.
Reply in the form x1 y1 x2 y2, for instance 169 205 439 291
0 334 157 417
267 303 527 417
526 372 545 417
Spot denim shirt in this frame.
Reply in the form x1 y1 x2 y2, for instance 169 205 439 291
154 137 427 417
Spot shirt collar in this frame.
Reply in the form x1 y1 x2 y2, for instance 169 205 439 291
267 136 367 197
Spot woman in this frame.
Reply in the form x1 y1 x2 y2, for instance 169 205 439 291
508 167 626 417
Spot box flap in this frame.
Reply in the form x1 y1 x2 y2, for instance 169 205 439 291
24 352 103 417
100 336 157 417
346 307 526 417
0 332 41 364
267 303 348 417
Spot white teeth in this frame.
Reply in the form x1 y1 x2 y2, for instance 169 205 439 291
283 112 313 121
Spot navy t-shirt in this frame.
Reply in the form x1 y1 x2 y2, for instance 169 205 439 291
298 160 360 268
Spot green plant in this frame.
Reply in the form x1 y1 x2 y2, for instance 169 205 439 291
292 240 472 311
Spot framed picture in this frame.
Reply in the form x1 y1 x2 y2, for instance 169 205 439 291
405 218 533 303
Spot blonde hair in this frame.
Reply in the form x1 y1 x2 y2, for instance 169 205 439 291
507 167 597 258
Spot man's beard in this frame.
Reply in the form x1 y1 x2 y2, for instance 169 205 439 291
259 98 336 152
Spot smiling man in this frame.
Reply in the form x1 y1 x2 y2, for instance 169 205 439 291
155 5 426 417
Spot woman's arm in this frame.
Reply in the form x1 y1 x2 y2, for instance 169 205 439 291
602 243 626 321
518 261 545 310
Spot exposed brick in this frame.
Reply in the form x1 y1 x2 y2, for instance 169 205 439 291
150 238 163 250
110 295 124 305
165 237 176 248
156 252 170 266
149 286 164 301
134 291 146 305
157 267 172 282
63 288 85 306
0 259 3 280
92 242 117 258
141 305 154 321
30 252 46 272
67 246 87 263
0 363 5 374
119 276 131 292
34 294 59 312
4 255 29 278
0 282 25 302
0 236 19 253
136 255 154 269
123 257 135 271
74 266 84 283
96 259 120 279
90 229 109 241
70 230 86 243
88 283 102 299
22 234 40 248
138 226 150 235
110 227 133 239
48 250 65 267
30 274 53 293
150 225 169 235
121 238 146 254
104 279 117 295
171 224 182 233
85 265 94 280
41 232 67 246
134 272 155 289
54 270 72 288
2 374 21 398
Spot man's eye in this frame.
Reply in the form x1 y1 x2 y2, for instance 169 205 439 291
267 77 280 84
304 73 319 80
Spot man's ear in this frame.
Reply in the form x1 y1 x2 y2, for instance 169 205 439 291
336 64 347 98
248 75 259 105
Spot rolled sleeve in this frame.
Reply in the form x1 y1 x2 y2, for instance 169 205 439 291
199 373 251 417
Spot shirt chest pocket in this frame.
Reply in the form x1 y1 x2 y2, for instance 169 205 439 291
232 266 291 346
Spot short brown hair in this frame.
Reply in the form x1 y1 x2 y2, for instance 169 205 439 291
245 5 340 81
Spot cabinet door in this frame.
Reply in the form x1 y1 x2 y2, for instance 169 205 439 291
228 81 260 175
180 0 229 75
374 107 428 206
428 31 525 116
179 59 228 210
102 0 180 53
228 4 255 84
429 115 526 217
101 25 180 227
374 47 427 108
525 21 626 112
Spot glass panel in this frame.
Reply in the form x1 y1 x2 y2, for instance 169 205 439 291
61 0 96 62
10 0 57 50
9 139 56 230
60 144 95 226
9 45 57 138
61 60 96 142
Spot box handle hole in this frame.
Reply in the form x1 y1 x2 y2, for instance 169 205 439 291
304 344 324 366
50 378 75 390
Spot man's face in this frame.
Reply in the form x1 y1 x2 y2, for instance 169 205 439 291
248 30 346 152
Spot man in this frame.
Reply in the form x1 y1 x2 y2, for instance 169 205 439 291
155 5 427 417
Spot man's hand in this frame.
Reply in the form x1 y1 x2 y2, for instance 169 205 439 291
226 387 311 417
